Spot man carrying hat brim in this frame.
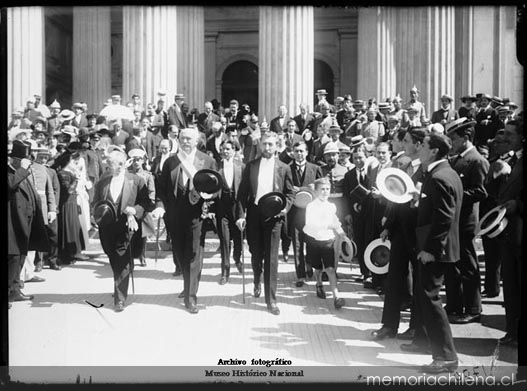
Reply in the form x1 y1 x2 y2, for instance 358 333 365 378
236 132 295 315
92 148 155 312
168 93 188 130
444 118 489 324
314 89 335 114
474 93 498 147
431 95 459 126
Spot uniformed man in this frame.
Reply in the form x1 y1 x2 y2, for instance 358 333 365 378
405 86 428 124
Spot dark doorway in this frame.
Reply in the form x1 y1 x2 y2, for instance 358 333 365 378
222 60 258 115
314 59 334 105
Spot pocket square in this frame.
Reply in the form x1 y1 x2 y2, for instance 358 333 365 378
420 193 428 199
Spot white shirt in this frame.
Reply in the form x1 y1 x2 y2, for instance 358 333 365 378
223 158 234 188
215 136 222 153
255 156 275 204
109 172 125 202
460 145 475 158
159 153 170 172
408 158 421 176
303 198 342 241
427 158 447 173
279 117 285 128
178 148 197 186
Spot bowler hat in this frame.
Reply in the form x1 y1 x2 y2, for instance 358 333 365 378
445 117 476 137
93 200 119 227
364 238 391 275
193 169 223 195
258 192 287 219
10 140 32 159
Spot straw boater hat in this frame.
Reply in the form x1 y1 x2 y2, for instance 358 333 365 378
375 167 416 204
293 187 315 208
364 238 391 275
477 205 508 239
58 109 75 122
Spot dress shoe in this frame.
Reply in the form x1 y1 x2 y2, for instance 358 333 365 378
34 265 43 273
482 290 499 298
173 269 182 277
282 254 289 263
421 359 459 373
186 302 199 314
295 280 304 288
499 333 518 346
49 263 62 271
376 286 385 296
334 297 345 309
26 276 45 283
363 277 374 289
267 303 280 315
219 276 229 285
114 301 125 312
399 300 412 311
139 258 146 267
322 272 329 281
9 293 34 302
235 262 243 274
253 283 261 298
306 269 313 279
400 342 430 354
397 328 416 341
354 276 364 282
178 291 185 299
448 313 481 324
75 253 90 261
371 326 397 340
443 305 461 316
316 284 326 299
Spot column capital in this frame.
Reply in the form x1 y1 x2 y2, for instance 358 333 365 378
338 28 356 38
205 31 219 42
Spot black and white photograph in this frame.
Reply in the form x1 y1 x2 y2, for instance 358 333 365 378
2 4 525 385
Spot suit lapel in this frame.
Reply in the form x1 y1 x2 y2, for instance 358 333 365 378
273 160 280 191
250 159 260 195
120 174 134 213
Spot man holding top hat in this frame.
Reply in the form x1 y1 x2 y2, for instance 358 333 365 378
157 127 218 313
236 132 295 315
409 132 463 373
92 148 154 312
445 118 489 324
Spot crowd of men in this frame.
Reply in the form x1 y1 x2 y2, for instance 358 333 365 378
7 86 523 373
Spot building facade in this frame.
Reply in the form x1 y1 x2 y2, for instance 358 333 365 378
7 5 523 121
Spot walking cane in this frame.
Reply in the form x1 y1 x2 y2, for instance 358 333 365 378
154 217 161 265
241 226 246 304
129 228 135 295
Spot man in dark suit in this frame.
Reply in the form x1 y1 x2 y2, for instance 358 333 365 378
216 140 244 284
168 94 188 129
445 118 489 324
458 95 477 121
236 132 295 315
197 101 220 137
206 121 227 164
287 141 323 287
225 100 245 130
431 95 459 126
283 120 304 146
269 105 291 134
474 94 498 147
92 149 154 312
497 120 523 346
293 103 315 133
406 133 463 373
158 127 217 313
111 120 131 147
371 128 427 341
8 141 51 304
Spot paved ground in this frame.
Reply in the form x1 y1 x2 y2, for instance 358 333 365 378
8 230 517 382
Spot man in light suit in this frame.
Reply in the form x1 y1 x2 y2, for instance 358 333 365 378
157 127 217 314
92 150 155 312
168 94 188 130
407 133 463 373
269 105 291 134
197 101 220 137
236 132 295 315
216 140 245 284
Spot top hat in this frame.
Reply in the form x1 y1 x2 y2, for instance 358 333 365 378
364 238 391 275
376 167 416 204
477 205 508 238
460 95 477 102
93 199 119 227
293 186 315 208
316 89 328 95
445 117 477 137
193 169 223 195
9 140 32 159
258 192 287 219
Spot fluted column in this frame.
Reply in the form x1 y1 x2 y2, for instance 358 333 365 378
395 6 455 115
259 6 314 121
73 7 111 113
122 6 178 108
204 32 218 102
7 7 45 117
357 7 396 101
177 6 205 111
455 6 474 98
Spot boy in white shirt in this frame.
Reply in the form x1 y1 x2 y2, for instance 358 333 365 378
303 178 347 309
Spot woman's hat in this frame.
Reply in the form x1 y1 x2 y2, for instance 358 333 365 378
477 205 508 239
93 200 119 227
293 187 314 208
376 167 416 204
258 192 287 219
364 238 391 275
193 169 223 195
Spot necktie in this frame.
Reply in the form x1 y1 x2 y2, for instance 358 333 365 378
509 154 518 168
297 165 304 179
359 169 365 185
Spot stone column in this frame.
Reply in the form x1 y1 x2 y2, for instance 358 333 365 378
177 6 205 112
338 28 357 98
357 7 397 101
455 6 474 98
395 6 455 116
204 32 219 103
73 7 111 113
122 6 178 108
7 7 45 116
259 6 314 121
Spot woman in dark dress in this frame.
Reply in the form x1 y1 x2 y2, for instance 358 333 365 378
53 150 85 265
